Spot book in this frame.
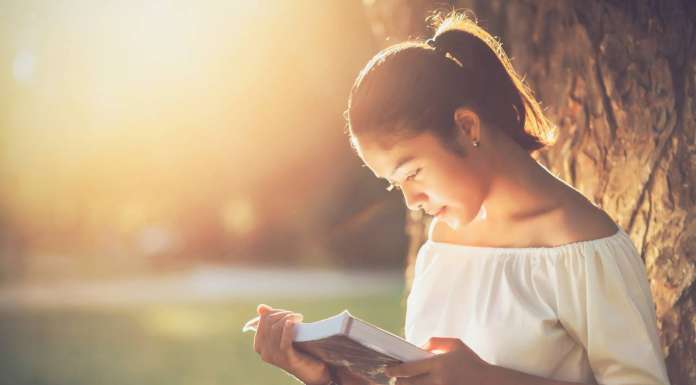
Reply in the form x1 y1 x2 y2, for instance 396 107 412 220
243 310 433 385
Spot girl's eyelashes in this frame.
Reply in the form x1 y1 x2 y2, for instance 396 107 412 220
406 168 422 181
385 168 422 192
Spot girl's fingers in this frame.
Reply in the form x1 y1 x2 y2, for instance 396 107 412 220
266 310 293 325
254 310 292 352
259 310 292 335
270 313 302 349
279 313 304 351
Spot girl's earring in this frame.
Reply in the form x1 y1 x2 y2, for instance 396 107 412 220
472 140 480 148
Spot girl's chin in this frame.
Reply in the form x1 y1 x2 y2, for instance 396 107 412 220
440 205 485 230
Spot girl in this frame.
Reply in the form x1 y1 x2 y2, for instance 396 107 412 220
252 10 671 385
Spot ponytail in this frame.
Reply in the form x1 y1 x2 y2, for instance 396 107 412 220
346 9 557 153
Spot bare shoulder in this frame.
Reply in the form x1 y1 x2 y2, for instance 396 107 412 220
556 195 619 243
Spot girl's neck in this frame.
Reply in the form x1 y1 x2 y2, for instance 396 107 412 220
476 138 575 230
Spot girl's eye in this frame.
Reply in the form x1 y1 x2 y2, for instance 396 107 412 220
405 168 421 181
386 168 421 192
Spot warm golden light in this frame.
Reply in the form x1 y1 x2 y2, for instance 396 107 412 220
221 198 257 236
0 0 380 277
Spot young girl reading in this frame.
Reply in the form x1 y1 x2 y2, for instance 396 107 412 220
251 10 671 385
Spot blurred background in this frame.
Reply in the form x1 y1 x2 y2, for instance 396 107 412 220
4 0 695 384
0 1 411 384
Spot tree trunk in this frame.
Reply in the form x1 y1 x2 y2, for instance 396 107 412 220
362 1 696 384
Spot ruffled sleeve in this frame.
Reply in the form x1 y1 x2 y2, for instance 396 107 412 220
554 231 670 385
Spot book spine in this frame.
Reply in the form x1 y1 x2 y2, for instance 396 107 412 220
342 315 353 335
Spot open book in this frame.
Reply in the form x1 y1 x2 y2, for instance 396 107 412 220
244 310 433 385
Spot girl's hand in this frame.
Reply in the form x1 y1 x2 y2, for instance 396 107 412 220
384 337 493 385
252 304 331 385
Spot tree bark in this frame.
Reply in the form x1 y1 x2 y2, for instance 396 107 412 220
362 1 696 384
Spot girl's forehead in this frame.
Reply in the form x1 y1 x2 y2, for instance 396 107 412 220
352 135 401 179
351 131 396 152
355 130 439 156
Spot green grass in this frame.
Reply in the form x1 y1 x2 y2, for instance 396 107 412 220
0 291 405 385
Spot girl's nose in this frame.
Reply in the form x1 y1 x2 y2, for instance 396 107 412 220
402 188 427 212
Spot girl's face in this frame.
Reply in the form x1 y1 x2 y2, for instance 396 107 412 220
353 124 492 230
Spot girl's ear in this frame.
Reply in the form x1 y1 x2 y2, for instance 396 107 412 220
453 107 481 144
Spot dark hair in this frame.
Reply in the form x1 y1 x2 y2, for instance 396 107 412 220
344 10 557 154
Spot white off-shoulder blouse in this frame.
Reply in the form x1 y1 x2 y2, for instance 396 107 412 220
404 226 671 385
